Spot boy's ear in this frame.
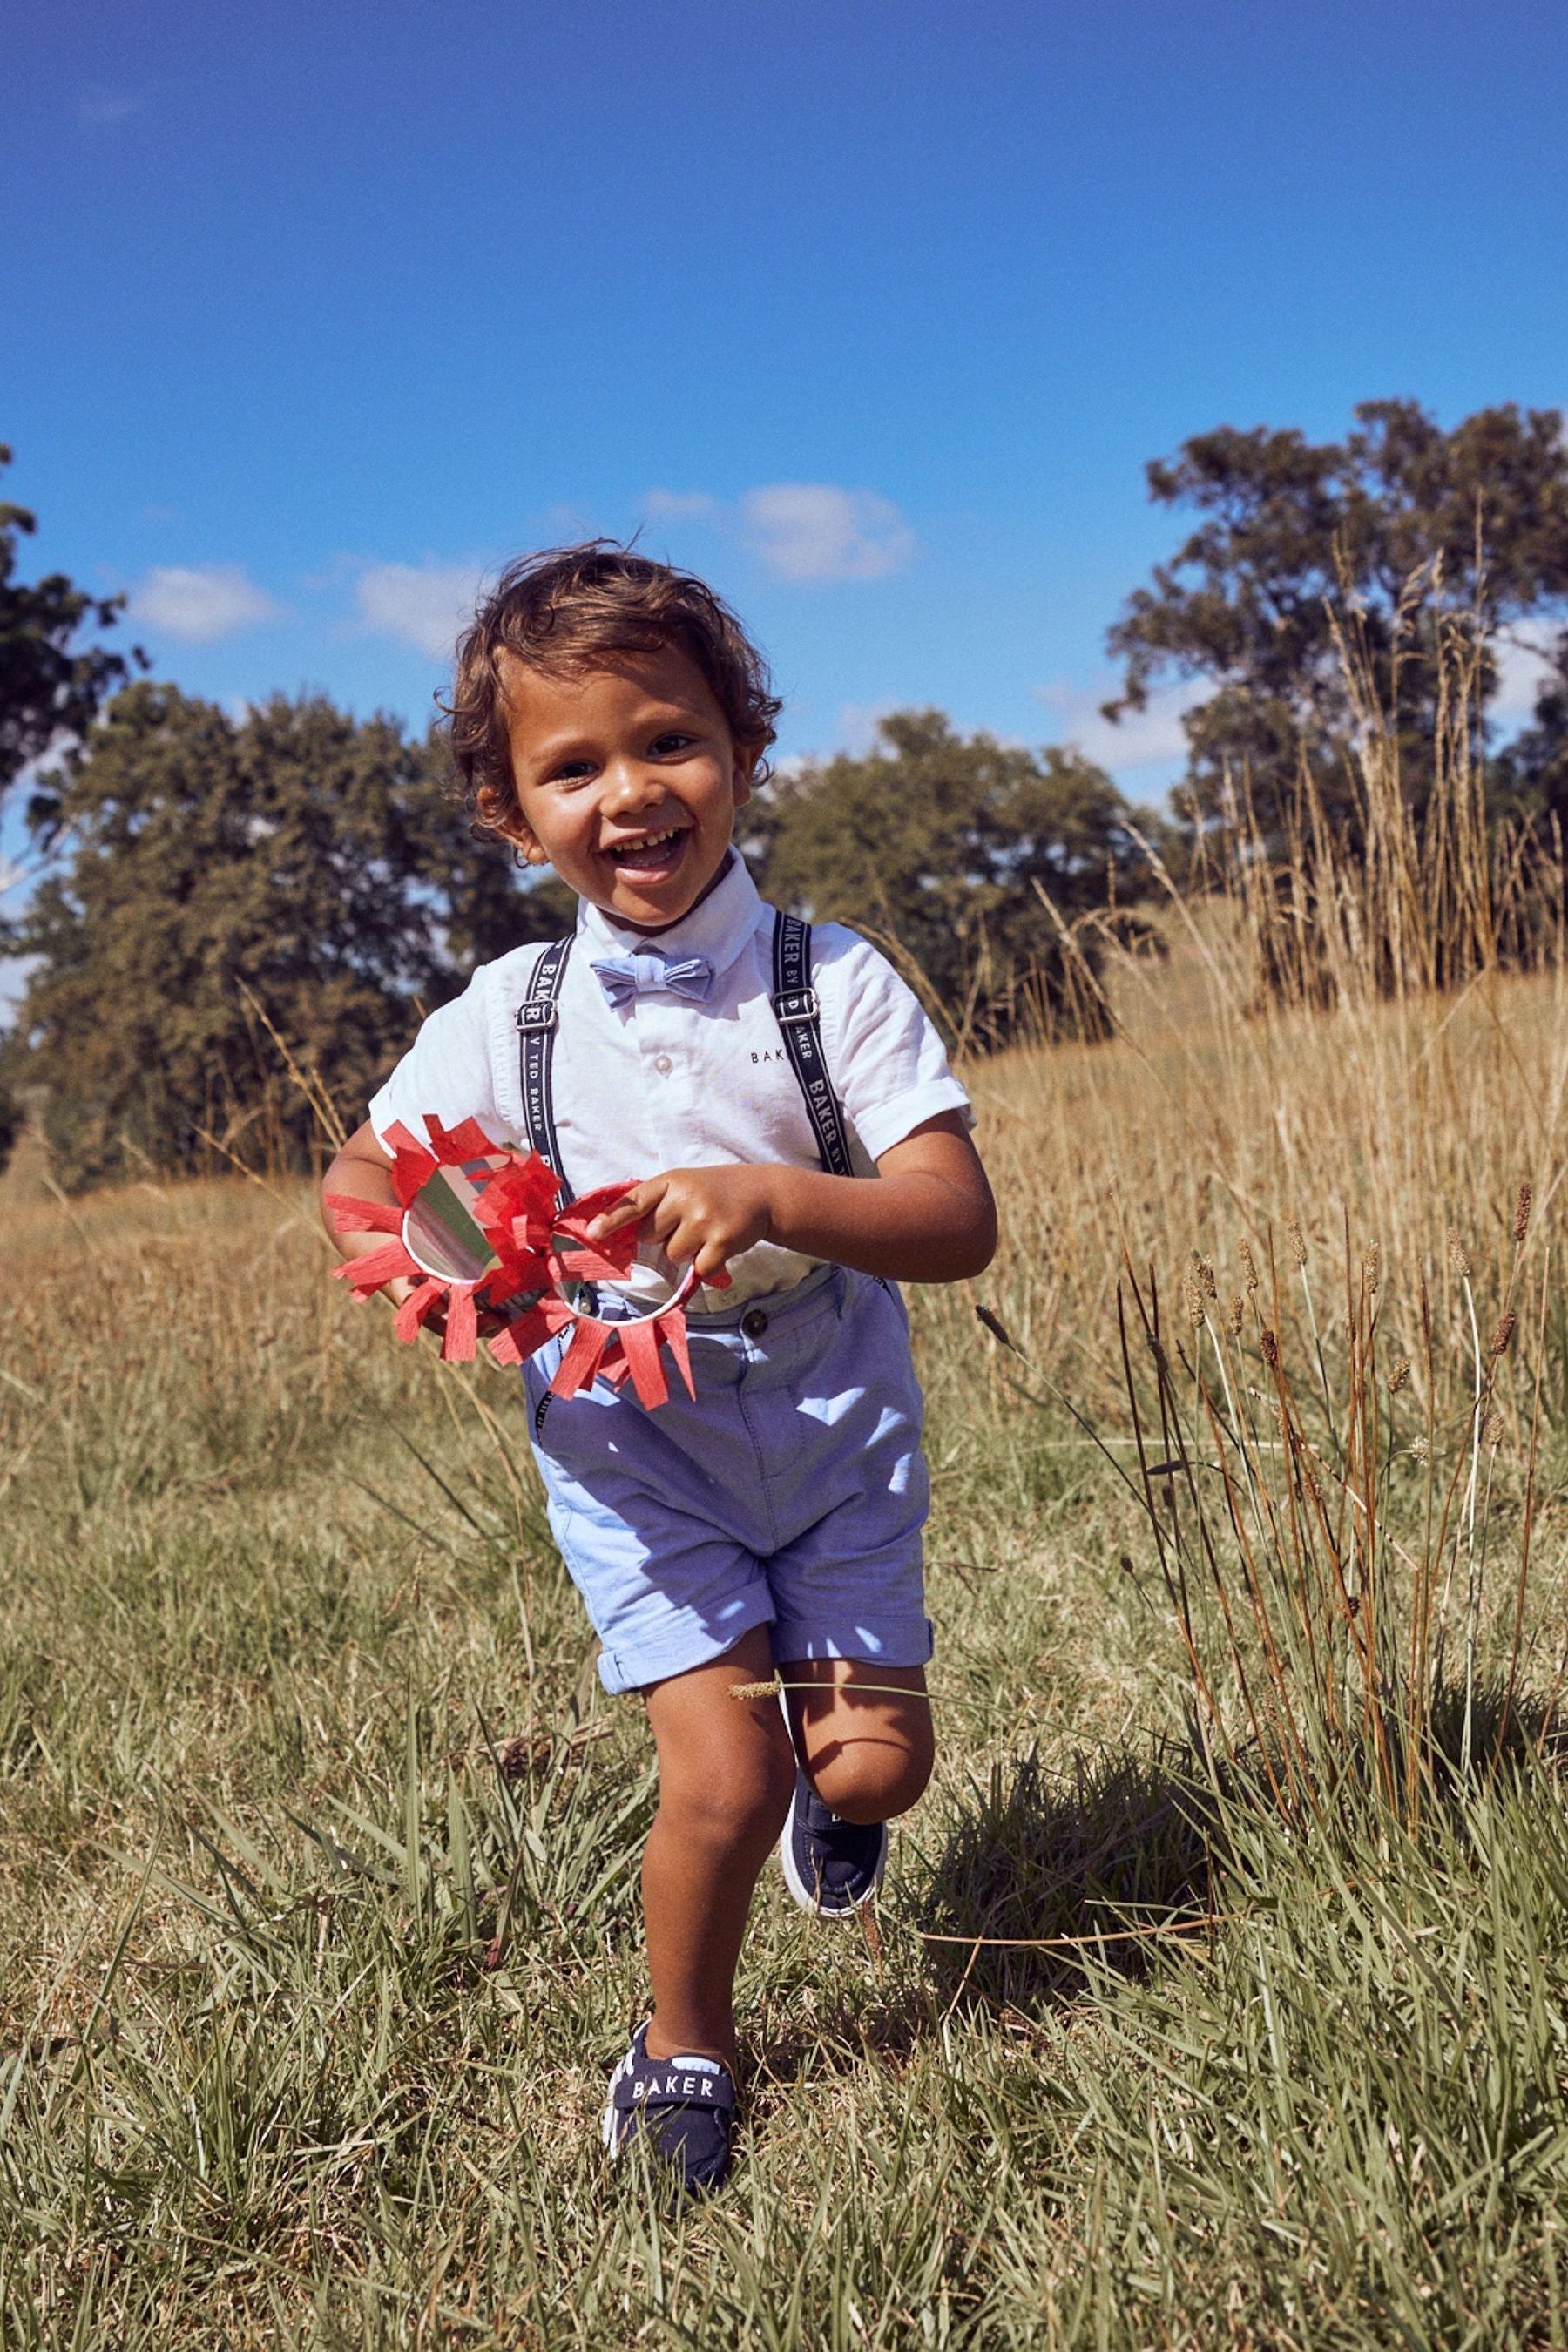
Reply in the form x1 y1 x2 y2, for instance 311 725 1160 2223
732 752 756 809
494 810 551 867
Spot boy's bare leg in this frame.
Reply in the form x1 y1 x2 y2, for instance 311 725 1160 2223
640 1625 796 2069
781 1658 934 1823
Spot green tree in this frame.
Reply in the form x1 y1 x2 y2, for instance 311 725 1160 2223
1105 400 1568 839
754 710 1152 1043
10 683 557 1186
0 444 139 821
0 1068 21 1175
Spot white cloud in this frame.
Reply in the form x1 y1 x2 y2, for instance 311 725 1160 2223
740 484 914 583
0 955 37 1023
355 563 483 659
0 859 36 1021
130 564 280 642
537 499 599 541
1491 625 1560 725
1034 672 1201 777
78 87 146 126
638 482 915 584
830 701 899 756
643 489 720 524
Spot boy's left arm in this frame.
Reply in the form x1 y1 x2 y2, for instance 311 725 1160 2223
589 1113 997 1285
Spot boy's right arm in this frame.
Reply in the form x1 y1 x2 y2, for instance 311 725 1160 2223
323 1119 509 1342
321 1119 412 1305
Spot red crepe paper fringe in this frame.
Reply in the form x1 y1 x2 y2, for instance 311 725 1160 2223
321 1193 403 1237
332 1237 419 1297
618 1318 669 1410
443 1283 479 1363
551 1315 612 1398
330 1125 694 1409
394 1277 445 1343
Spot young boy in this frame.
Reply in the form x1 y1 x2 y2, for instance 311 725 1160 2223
322 546 996 2192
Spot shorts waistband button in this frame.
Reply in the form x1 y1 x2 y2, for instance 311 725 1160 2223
741 1308 769 1339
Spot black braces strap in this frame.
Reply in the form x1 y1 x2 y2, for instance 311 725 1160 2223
516 936 573 1202
772 912 854 1178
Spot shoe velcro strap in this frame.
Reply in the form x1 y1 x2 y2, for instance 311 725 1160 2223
613 2057 735 2121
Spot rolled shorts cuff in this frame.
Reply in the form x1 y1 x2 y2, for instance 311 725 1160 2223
769 1612 936 1671
595 1586 779 1696
594 1605 936 1695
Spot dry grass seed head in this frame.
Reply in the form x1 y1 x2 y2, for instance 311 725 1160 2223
1239 1240 1260 1292
1448 1226 1472 1280
1515 1183 1533 1244
1287 1219 1308 1267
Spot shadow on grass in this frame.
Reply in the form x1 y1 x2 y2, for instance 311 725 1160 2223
909 1740 1218 2015
908 1680 1564 2017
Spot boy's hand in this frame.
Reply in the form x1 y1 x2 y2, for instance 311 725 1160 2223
585 1119 996 1291
588 1165 778 1284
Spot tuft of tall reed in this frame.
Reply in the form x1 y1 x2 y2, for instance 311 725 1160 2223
1111 1200 1550 1835
1173 568 1565 1017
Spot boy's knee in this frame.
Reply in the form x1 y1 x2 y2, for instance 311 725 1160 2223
658 1719 796 1849
808 1739 934 1826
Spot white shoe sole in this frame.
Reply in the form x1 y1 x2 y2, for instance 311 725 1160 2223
777 1814 888 1921
601 2035 636 2158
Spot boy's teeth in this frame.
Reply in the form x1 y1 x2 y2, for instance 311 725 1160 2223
609 829 681 860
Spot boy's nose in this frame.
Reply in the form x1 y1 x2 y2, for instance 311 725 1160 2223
602 760 663 811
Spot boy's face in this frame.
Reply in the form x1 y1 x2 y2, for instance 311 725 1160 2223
495 645 754 932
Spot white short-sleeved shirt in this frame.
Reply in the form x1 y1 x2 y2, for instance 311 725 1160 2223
368 854 972 1304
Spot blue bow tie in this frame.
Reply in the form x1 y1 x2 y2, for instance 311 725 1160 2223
591 950 714 1010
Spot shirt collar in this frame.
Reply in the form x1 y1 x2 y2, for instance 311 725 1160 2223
573 851 765 979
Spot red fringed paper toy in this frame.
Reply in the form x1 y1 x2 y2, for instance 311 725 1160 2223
324 1118 700 1409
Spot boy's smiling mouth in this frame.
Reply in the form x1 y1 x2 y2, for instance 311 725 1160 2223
601 826 691 873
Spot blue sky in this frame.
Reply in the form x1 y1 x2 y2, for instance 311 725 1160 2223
6 0 1568 818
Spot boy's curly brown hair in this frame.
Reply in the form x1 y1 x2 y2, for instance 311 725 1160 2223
445 543 781 842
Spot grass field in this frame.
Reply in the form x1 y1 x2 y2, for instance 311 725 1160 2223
5 936 1568 2348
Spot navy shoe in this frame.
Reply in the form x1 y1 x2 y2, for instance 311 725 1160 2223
779 1768 888 1920
601 2022 736 2193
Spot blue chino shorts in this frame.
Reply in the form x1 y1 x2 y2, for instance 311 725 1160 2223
523 1265 934 1694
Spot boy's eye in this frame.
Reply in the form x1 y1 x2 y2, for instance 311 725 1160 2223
650 733 694 757
551 760 597 785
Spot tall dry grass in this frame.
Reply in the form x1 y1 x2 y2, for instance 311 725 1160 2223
928 596 1568 1888
976 576 1566 1407
1194 571 1565 1008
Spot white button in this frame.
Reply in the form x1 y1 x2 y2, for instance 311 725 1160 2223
654 1053 673 1075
